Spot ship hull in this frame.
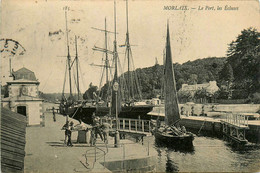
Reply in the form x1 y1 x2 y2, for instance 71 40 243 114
60 105 96 124
154 130 194 149
95 105 154 119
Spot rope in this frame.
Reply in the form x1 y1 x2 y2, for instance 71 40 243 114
130 48 142 100
62 59 68 99
71 104 82 119
198 119 206 135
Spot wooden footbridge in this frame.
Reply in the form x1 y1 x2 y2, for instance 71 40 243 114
221 114 249 145
100 118 153 143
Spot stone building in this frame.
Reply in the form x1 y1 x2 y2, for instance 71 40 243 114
180 81 219 97
1 67 44 126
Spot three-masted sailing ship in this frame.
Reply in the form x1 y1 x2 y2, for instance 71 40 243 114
59 10 96 124
154 23 194 148
94 0 154 119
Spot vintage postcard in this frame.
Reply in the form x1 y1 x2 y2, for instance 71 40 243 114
1 0 260 172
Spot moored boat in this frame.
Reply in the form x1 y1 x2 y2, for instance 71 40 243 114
59 10 96 124
93 0 153 119
154 22 194 148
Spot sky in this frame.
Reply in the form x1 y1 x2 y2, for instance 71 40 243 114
1 0 260 93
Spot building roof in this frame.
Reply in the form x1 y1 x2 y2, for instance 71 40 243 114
1 107 27 172
13 67 37 81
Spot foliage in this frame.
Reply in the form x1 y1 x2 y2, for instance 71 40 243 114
97 57 226 100
219 63 234 86
194 88 209 99
1 85 9 98
214 88 229 100
177 90 192 103
226 28 260 97
249 92 260 104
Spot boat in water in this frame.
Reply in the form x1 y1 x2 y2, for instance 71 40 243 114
93 0 153 119
154 22 194 149
59 10 95 124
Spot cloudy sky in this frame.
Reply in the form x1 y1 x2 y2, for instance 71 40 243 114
1 0 259 93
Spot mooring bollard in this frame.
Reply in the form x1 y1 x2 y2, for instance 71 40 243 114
114 130 120 148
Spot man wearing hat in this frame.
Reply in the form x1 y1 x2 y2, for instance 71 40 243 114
67 121 74 146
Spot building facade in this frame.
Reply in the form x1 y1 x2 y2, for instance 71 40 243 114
180 81 219 97
1 67 44 126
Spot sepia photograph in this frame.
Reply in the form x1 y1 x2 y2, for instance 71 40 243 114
1 0 260 172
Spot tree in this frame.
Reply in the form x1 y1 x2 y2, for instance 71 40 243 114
226 28 260 97
219 63 234 91
177 90 192 103
188 74 198 85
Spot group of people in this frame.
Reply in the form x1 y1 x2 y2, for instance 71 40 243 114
90 115 112 146
61 114 112 147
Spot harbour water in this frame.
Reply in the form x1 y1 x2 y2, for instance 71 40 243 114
142 136 260 172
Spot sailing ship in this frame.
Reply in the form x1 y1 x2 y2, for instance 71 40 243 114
94 0 154 119
59 10 96 124
154 23 194 148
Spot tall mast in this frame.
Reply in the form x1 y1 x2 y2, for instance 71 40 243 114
75 36 80 100
114 0 118 77
126 0 131 101
105 18 109 85
111 0 121 117
65 10 73 98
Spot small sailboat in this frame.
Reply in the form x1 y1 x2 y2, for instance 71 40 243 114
154 22 194 148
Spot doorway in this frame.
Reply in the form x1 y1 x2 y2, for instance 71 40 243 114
17 106 27 116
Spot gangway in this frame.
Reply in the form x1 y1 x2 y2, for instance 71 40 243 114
221 114 249 145
100 117 153 143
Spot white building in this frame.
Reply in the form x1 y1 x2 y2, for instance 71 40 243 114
180 81 219 97
1 68 44 126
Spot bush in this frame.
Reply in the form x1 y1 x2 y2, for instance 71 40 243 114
249 92 260 104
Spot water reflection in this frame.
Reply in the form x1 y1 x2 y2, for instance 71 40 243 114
166 153 178 172
151 136 260 172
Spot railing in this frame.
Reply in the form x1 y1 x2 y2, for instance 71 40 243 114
100 118 152 134
83 142 151 171
225 114 249 127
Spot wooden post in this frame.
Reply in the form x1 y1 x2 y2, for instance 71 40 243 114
142 120 144 132
129 120 131 131
148 121 151 132
123 119 125 130
135 120 137 131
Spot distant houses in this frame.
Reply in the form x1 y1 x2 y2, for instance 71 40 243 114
180 81 219 97
1 67 44 126
178 81 219 103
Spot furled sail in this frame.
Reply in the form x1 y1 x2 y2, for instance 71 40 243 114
164 23 180 126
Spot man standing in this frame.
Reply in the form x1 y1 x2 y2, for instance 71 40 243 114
52 107 56 122
100 121 111 144
62 121 69 144
67 121 74 147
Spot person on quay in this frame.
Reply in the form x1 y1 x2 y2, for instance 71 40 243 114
62 120 69 144
100 120 112 144
93 115 103 141
52 107 56 122
67 121 74 147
